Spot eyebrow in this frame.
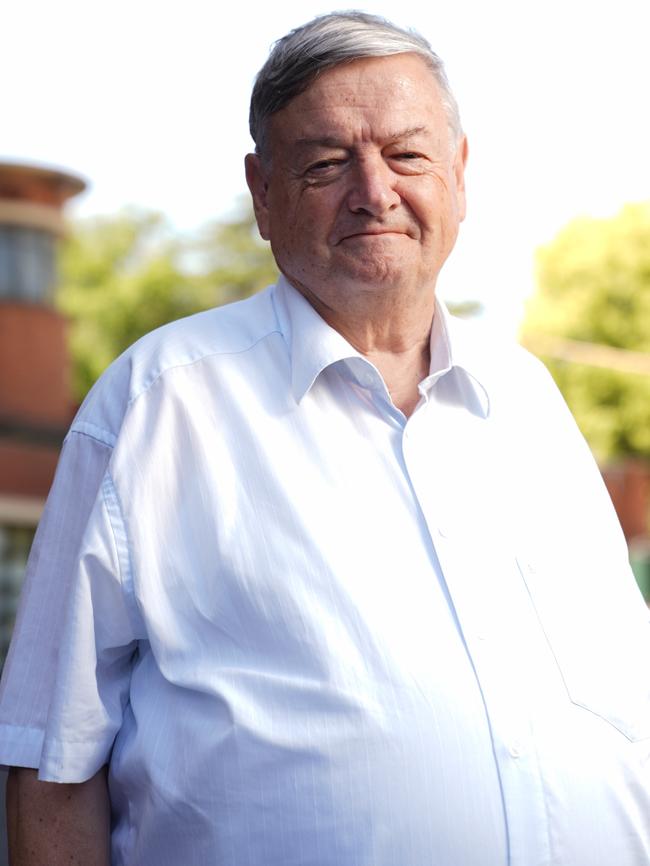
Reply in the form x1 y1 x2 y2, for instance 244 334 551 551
294 126 429 149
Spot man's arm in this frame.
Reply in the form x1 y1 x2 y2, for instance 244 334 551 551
6 765 110 866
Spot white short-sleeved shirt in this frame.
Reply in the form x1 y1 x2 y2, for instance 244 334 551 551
1 276 649 866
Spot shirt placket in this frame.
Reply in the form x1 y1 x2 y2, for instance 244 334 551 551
401 396 553 866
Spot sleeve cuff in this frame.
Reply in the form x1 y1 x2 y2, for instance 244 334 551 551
38 731 114 783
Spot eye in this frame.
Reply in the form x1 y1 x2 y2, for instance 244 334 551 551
306 158 345 174
389 151 427 174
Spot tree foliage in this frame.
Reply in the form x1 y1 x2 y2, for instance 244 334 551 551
57 204 278 399
521 202 650 460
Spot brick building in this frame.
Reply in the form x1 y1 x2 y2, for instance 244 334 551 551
0 161 85 661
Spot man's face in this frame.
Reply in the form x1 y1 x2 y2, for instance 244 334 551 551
246 53 468 309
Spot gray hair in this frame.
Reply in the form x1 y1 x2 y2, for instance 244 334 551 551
249 11 463 161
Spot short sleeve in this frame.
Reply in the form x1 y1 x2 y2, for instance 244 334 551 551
0 429 140 782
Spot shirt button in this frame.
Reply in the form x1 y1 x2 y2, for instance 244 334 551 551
509 743 524 759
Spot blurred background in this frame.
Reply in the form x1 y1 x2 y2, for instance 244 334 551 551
1 0 650 857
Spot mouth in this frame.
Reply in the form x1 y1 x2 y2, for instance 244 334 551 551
339 230 405 242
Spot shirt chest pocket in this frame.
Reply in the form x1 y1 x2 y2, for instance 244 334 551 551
517 556 650 742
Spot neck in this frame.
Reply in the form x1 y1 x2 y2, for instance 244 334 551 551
365 338 431 416
293 279 436 417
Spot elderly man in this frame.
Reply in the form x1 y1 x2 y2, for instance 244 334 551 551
2 11 649 866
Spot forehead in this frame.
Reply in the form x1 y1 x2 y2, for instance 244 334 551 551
268 53 447 145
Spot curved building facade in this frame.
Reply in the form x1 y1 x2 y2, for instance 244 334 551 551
0 161 86 662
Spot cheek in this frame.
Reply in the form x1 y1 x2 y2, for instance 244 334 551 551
290 198 338 253
415 179 461 236
299 210 328 247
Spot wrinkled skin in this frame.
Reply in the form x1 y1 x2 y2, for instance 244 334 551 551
246 53 468 341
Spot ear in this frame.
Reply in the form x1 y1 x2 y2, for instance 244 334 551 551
245 153 271 241
454 135 469 222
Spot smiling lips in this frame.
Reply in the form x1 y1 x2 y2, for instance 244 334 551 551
338 229 408 242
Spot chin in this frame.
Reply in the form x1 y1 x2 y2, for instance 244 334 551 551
337 259 407 287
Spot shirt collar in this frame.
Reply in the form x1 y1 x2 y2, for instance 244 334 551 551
272 275 363 402
424 300 491 418
272 274 490 417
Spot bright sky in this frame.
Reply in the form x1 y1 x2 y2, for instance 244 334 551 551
3 0 649 336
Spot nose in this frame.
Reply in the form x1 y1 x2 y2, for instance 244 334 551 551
346 155 400 218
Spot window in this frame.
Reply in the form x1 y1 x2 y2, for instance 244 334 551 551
0 226 56 303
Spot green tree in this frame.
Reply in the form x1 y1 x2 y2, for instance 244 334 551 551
521 202 650 460
57 205 278 400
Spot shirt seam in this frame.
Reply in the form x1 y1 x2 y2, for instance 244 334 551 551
102 470 143 636
0 721 44 739
66 422 117 448
40 731 114 746
126 329 284 409
270 279 290 355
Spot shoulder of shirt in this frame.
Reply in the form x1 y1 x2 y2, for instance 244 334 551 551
67 285 280 447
